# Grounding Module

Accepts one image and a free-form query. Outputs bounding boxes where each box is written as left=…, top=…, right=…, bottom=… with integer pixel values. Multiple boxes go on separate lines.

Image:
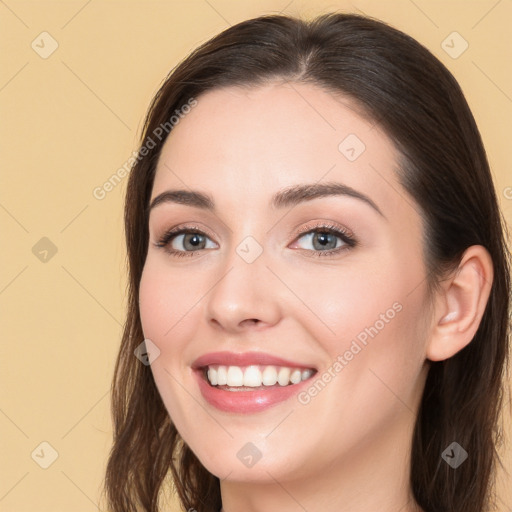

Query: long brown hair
left=102, top=13, right=511, bottom=512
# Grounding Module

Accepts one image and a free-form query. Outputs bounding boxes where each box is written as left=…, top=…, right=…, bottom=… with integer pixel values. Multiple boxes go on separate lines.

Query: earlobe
left=426, top=245, right=493, bottom=362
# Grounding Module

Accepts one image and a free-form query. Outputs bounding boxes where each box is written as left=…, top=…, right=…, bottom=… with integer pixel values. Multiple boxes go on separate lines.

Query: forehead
left=152, top=82, right=408, bottom=221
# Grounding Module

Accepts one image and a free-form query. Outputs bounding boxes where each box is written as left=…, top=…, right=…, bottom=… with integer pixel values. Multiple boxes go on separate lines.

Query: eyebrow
left=148, top=181, right=385, bottom=218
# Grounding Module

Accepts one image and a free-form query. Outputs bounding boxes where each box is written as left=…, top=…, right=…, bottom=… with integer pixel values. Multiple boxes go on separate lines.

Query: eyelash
left=154, top=222, right=357, bottom=259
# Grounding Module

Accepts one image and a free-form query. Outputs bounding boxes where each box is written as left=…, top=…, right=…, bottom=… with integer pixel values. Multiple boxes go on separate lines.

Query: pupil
left=186, top=234, right=203, bottom=249
left=315, top=232, right=335, bottom=250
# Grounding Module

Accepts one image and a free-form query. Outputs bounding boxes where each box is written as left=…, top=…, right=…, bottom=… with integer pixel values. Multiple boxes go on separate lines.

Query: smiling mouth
left=201, top=364, right=316, bottom=390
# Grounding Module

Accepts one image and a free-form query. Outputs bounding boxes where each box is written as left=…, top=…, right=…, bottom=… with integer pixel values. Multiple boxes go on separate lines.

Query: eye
left=155, top=226, right=217, bottom=258
left=291, top=223, right=357, bottom=258
left=154, top=222, right=357, bottom=259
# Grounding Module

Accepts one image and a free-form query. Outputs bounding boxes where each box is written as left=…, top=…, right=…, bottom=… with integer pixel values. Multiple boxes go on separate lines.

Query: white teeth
left=262, top=366, right=278, bottom=386
left=217, top=366, right=227, bottom=385
left=290, top=369, right=302, bottom=384
left=205, top=364, right=315, bottom=388
left=207, top=367, right=218, bottom=385
left=301, top=369, right=314, bottom=380
left=243, top=365, right=262, bottom=387
left=277, top=367, right=291, bottom=386
left=226, top=366, right=244, bottom=386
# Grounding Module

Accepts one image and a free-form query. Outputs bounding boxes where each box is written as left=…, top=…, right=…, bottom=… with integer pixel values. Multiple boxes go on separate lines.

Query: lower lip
left=194, top=369, right=313, bottom=413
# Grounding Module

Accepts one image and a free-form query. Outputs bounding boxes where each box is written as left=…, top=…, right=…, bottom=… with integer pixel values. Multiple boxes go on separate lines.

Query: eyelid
left=293, top=220, right=355, bottom=239
left=288, top=221, right=357, bottom=256
left=154, top=223, right=218, bottom=247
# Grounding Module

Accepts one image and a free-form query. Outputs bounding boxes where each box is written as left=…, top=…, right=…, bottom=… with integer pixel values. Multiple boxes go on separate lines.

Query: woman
left=102, top=12, right=510, bottom=512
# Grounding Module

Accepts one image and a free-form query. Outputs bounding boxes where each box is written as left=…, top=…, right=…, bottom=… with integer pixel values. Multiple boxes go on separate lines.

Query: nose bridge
left=204, top=236, right=281, bottom=329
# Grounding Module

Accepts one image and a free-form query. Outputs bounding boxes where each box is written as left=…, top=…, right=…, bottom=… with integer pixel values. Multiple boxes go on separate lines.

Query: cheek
left=138, top=259, right=200, bottom=431
left=281, top=258, right=417, bottom=348
left=294, top=271, right=427, bottom=451
left=292, top=254, right=428, bottom=394
left=138, top=257, right=197, bottom=345
left=139, top=267, right=168, bottom=342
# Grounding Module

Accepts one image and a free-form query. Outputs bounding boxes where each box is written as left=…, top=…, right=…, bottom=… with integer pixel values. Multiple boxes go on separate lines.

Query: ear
left=426, top=245, right=494, bottom=362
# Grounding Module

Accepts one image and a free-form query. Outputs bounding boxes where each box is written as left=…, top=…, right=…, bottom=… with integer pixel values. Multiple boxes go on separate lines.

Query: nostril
left=240, top=318, right=260, bottom=327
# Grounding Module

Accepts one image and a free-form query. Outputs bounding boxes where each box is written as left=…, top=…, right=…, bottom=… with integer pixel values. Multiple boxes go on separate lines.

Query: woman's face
left=139, top=82, right=432, bottom=485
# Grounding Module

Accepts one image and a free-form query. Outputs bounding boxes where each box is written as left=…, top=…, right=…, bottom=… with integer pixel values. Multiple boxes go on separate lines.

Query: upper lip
left=192, top=351, right=316, bottom=370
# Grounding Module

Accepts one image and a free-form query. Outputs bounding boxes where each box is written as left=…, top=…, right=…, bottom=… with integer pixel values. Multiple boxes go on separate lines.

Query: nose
left=204, top=251, right=283, bottom=333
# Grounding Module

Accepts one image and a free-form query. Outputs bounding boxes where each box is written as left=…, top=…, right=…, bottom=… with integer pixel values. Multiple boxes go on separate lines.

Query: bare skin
left=139, top=82, right=493, bottom=512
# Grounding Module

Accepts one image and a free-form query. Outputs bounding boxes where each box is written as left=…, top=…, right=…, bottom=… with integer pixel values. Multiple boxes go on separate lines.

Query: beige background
left=1, top=1, right=511, bottom=511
